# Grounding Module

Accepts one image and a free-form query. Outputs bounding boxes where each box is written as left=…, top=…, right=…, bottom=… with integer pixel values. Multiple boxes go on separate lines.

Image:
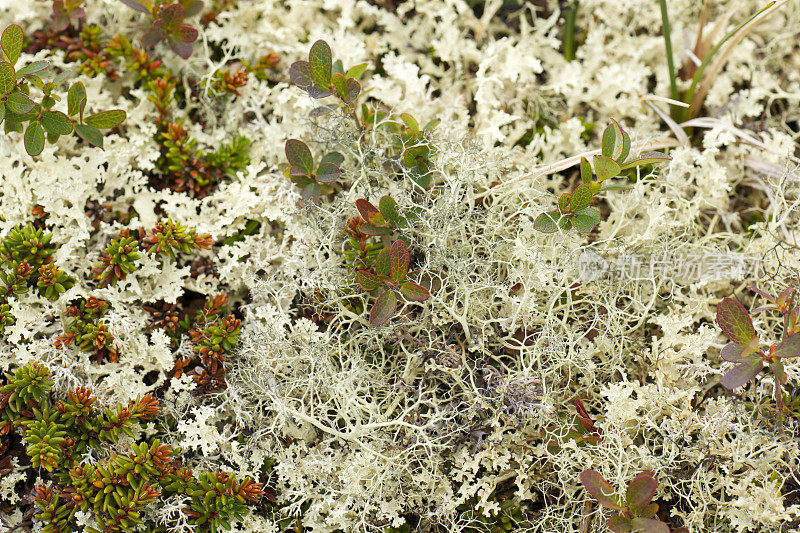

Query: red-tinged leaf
left=345, top=63, right=368, bottom=79
left=579, top=470, right=622, bottom=509
left=379, top=196, right=399, bottom=224
left=118, top=0, right=151, bottom=13
left=620, top=151, right=671, bottom=170
left=716, top=297, right=756, bottom=346
left=400, top=113, right=419, bottom=132
left=593, top=154, right=622, bottom=181
left=618, top=128, right=631, bottom=164
left=370, top=290, right=397, bottom=326
left=625, top=471, right=657, bottom=513
left=639, top=502, right=659, bottom=519
left=572, top=213, right=595, bottom=233
left=356, top=199, right=384, bottom=225
left=159, top=3, right=185, bottom=24
left=74, top=123, right=103, bottom=148
left=0, top=62, right=14, bottom=95
left=558, top=193, right=571, bottom=212
left=600, top=181, right=634, bottom=191
left=40, top=110, right=73, bottom=136
left=770, top=360, right=787, bottom=386
left=570, top=184, right=593, bottom=211
left=389, top=240, right=410, bottom=283
left=374, top=247, right=390, bottom=277
left=289, top=60, right=312, bottom=88
left=308, top=40, right=332, bottom=89
left=315, top=162, right=340, bottom=183
left=1, top=24, right=23, bottom=66
left=309, top=105, right=336, bottom=117
left=331, top=72, right=347, bottom=100
left=607, top=516, right=633, bottom=533
left=629, top=517, right=670, bottom=533
left=580, top=156, right=592, bottom=183
left=356, top=270, right=383, bottom=291
left=176, top=24, right=198, bottom=44
left=400, top=281, right=429, bottom=302
left=141, top=28, right=163, bottom=48
left=24, top=121, right=45, bottom=156
left=84, top=109, right=126, bottom=129
left=289, top=165, right=309, bottom=177
left=776, top=286, right=795, bottom=311
left=320, top=152, right=344, bottom=166
left=534, top=212, right=560, bottom=233
left=306, top=84, right=335, bottom=99
left=6, top=91, right=34, bottom=114
left=0, top=101, right=6, bottom=124
left=167, top=35, right=193, bottom=59
left=67, top=82, right=86, bottom=118
left=602, top=119, right=624, bottom=160
left=184, top=0, right=204, bottom=17
left=285, top=139, right=314, bottom=175
left=720, top=342, right=746, bottom=363
left=721, top=357, right=763, bottom=390
left=300, top=182, right=320, bottom=204
left=747, top=284, right=775, bottom=302
left=360, top=224, right=392, bottom=236
left=343, top=77, right=360, bottom=103
left=16, top=61, right=50, bottom=78
left=403, top=145, right=428, bottom=168
left=774, top=334, right=800, bottom=359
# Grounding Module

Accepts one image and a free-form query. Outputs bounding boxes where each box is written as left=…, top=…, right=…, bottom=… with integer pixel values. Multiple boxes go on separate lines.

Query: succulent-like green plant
left=356, top=239, right=430, bottom=326
left=93, top=232, right=141, bottom=287
left=142, top=218, right=213, bottom=260
left=57, top=296, right=118, bottom=363
left=118, top=1, right=204, bottom=59
left=1, top=24, right=127, bottom=156
left=535, top=119, right=671, bottom=233
left=289, top=40, right=367, bottom=109
left=283, top=139, right=343, bottom=203
left=580, top=470, right=688, bottom=533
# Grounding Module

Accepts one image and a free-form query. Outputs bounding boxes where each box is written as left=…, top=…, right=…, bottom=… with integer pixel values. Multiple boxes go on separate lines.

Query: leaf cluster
left=0, top=24, right=126, bottom=156
left=289, top=40, right=366, bottom=108
left=534, top=119, right=670, bottom=233
left=283, top=139, right=343, bottom=204
left=57, top=296, right=118, bottom=363
left=52, top=0, right=87, bottom=32
left=118, top=1, right=203, bottom=59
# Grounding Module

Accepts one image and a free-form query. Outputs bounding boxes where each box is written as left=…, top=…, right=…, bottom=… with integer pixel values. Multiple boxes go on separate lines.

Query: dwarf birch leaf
left=356, top=271, right=383, bottom=291
left=315, top=162, right=340, bottom=183
left=607, top=516, right=633, bottom=533
left=721, top=357, right=762, bottom=390
left=346, top=63, right=368, bottom=79
left=720, top=342, right=745, bottom=363
left=0, top=62, right=14, bottom=94
left=389, top=240, right=410, bottom=283
left=16, top=61, right=50, bottom=78
left=620, top=151, right=671, bottom=170
left=320, top=151, right=344, bottom=166
left=24, top=120, right=45, bottom=156
left=401, top=281, right=429, bottom=302
left=629, top=518, right=670, bottom=533
left=716, top=297, right=756, bottom=346
left=84, top=110, right=126, bottom=129
left=379, top=196, right=399, bottom=224
left=580, top=470, right=622, bottom=509
left=308, top=40, right=332, bottom=89
left=285, top=139, right=314, bottom=175
left=534, top=212, right=559, bottom=233
left=625, top=472, right=657, bottom=513
left=580, top=156, right=592, bottom=183
left=360, top=224, right=392, bottom=236
left=1, top=25, right=23, bottom=66
left=40, top=111, right=73, bottom=136
left=375, top=247, right=390, bottom=277
left=356, top=199, right=384, bottom=225
left=570, top=184, right=593, bottom=211
left=74, top=123, right=103, bottom=148
left=593, top=155, right=622, bottom=182
left=558, top=193, right=571, bottom=212
left=370, top=290, right=397, bottom=326
left=572, top=214, right=595, bottom=233
left=289, top=60, right=312, bottom=88
left=774, top=334, right=800, bottom=359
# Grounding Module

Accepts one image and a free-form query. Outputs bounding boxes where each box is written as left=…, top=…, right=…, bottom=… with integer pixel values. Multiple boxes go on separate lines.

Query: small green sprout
left=290, top=40, right=366, bottom=110
left=283, top=138, right=343, bottom=203
left=535, top=119, right=671, bottom=233
left=356, top=239, right=430, bottom=326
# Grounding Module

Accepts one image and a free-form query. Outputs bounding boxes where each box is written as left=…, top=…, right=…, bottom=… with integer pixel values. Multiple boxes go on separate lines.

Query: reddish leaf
left=773, top=334, right=800, bottom=359
left=176, top=24, right=198, bottom=44
left=374, top=247, right=390, bottom=277
left=356, top=199, right=383, bottom=225
left=400, top=281, right=429, bottom=302
left=620, top=151, right=671, bottom=170
left=343, top=77, right=360, bottom=103
left=629, top=517, right=670, bottom=533
left=356, top=270, right=383, bottom=291
left=716, top=297, right=756, bottom=346
left=579, top=470, right=622, bottom=509
left=607, top=516, right=633, bottom=533
left=721, top=357, right=763, bottom=390
left=580, top=156, right=592, bottom=183
left=593, top=154, right=622, bottom=182
left=159, top=3, right=185, bottom=24
left=315, top=162, right=340, bottom=183
left=369, top=290, right=397, bottom=326
left=285, top=139, right=314, bottom=175
left=770, top=360, right=788, bottom=386
left=625, top=471, right=657, bottom=513
left=388, top=240, right=410, bottom=283
left=720, top=342, right=745, bottom=363
left=360, top=224, right=392, bottom=236
left=289, top=60, right=312, bottom=88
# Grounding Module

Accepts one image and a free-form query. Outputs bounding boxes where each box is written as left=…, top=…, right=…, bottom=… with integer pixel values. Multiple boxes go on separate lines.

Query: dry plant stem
left=474, top=138, right=681, bottom=201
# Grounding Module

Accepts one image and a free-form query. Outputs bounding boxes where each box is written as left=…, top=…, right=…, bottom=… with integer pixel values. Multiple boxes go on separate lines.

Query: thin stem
left=563, top=1, right=579, bottom=62
left=659, top=0, right=679, bottom=103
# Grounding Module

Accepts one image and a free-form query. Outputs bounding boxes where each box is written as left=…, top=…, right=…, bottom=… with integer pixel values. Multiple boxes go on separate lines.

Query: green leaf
left=378, top=196, right=399, bottom=225
left=600, top=181, right=634, bottom=191
left=374, top=247, right=390, bottom=277
left=284, top=139, right=314, bottom=175
left=774, top=334, right=800, bottom=359
left=400, top=281, right=429, bottom=302
left=342, top=77, right=360, bottom=104
left=721, top=357, right=762, bottom=390
left=572, top=214, right=595, bottom=233
left=579, top=470, right=622, bottom=510
left=360, top=224, right=392, bottom=236
left=625, top=472, right=657, bottom=513
left=602, top=118, right=627, bottom=161
left=593, top=155, right=622, bottom=182
left=574, top=206, right=601, bottom=224
left=557, top=193, right=571, bottom=212
left=24, top=121, right=45, bottom=156
left=320, top=151, right=344, bottom=166
left=720, top=342, right=746, bottom=363
left=300, top=182, right=320, bottom=204
left=74, top=123, right=103, bottom=148
left=570, top=184, right=593, bottom=211
left=356, top=199, right=384, bottom=225
left=629, top=518, right=670, bottom=533
left=400, top=113, right=419, bottom=133
left=6, top=91, right=34, bottom=114
left=0, top=101, right=5, bottom=124
left=345, top=63, right=368, bottom=79
left=533, top=212, right=560, bottom=233
left=16, top=61, right=50, bottom=78
left=84, top=109, right=126, bottom=129
left=580, top=156, right=592, bottom=183
left=1, top=25, right=23, bottom=66
left=771, top=359, right=788, bottom=386
left=0, top=61, right=14, bottom=94
left=315, top=162, right=340, bottom=183
left=356, top=270, right=383, bottom=291
left=40, top=110, right=73, bottom=136
left=716, top=297, right=757, bottom=346
left=607, top=516, right=633, bottom=533
left=308, top=40, right=332, bottom=89
left=388, top=239, right=410, bottom=283
left=332, top=59, right=344, bottom=76
left=369, top=290, right=397, bottom=326
left=330, top=73, right=347, bottom=100
left=67, top=82, right=86, bottom=118
left=403, top=145, right=428, bottom=168
left=618, top=128, right=631, bottom=163
left=620, top=151, right=671, bottom=170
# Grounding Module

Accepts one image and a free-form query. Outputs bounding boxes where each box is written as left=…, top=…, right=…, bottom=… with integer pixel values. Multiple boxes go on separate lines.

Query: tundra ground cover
left=1, top=1, right=800, bottom=532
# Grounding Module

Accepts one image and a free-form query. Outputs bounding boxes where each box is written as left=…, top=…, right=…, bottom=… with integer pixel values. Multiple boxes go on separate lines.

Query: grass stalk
left=563, top=1, right=578, bottom=62
left=659, top=0, right=679, bottom=104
